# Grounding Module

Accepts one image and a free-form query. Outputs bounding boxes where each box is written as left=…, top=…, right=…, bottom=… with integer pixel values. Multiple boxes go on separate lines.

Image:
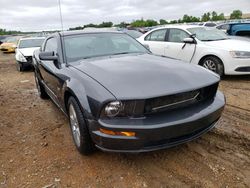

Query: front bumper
left=88, top=91, right=225, bottom=153
left=0, top=46, right=16, bottom=53
left=225, top=58, right=250, bottom=75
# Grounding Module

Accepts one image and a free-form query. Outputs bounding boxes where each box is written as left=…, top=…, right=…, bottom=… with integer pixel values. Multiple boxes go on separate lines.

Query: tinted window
left=168, top=29, right=189, bottom=43
left=64, top=33, right=148, bottom=63
left=145, top=29, right=167, bottom=41
left=44, top=38, right=57, bottom=52
left=204, top=23, right=217, bottom=27
left=217, top=24, right=230, bottom=30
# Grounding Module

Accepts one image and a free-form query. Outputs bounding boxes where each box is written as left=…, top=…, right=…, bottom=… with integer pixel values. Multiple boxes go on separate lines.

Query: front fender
left=62, top=68, right=116, bottom=120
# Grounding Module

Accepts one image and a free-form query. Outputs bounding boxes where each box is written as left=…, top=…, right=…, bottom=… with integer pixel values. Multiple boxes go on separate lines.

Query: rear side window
left=168, top=29, right=189, bottom=43
left=145, top=29, right=167, bottom=41
left=44, top=38, right=57, bottom=52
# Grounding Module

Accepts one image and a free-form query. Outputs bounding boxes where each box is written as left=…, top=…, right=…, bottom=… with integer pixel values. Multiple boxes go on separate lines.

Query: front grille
left=144, top=83, right=218, bottom=114
left=25, top=56, right=33, bottom=63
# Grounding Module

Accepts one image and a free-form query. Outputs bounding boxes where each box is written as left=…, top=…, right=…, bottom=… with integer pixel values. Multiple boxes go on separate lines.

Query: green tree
left=98, top=22, right=113, bottom=28
left=218, top=13, right=225, bottom=20
left=145, top=19, right=158, bottom=27
left=115, top=22, right=129, bottom=28
left=170, top=20, right=178, bottom=24
left=211, top=11, right=218, bottom=21
left=159, top=19, right=168, bottom=25
left=230, top=10, right=243, bottom=19
left=201, top=12, right=211, bottom=21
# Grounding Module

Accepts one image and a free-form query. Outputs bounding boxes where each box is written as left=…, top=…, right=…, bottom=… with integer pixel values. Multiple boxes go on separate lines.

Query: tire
left=200, top=56, right=224, bottom=76
left=16, top=61, right=24, bottom=72
left=34, top=71, right=49, bottom=99
left=67, top=97, right=94, bottom=155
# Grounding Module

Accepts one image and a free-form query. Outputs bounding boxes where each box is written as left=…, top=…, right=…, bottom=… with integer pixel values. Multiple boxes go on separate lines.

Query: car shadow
left=222, top=75, right=250, bottom=81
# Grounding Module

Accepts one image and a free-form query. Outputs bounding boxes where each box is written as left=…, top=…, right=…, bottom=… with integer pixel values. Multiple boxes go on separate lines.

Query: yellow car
left=0, top=36, right=22, bottom=53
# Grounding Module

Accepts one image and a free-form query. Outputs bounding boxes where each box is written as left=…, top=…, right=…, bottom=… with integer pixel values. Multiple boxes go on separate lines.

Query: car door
left=165, top=28, right=195, bottom=62
left=141, top=29, right=167, bottom=56
left=39, top=37, right=62, bottom=105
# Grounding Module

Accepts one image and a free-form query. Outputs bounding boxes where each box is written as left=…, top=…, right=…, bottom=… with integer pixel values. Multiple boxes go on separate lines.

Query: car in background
left=15, top=37, right=45, bottom=71
left=198, top=22, right=217, bottom=27
left=0, top=36, right=8, bottom=45
left=84, top=27, right=143, bottom=39
left=0, top=36, right=22, bottom=53
left=216, top=22, right=250, bottom=37
left=138, top=25, right=250, bottom=76
left=32, top=30, right=225, bottom=155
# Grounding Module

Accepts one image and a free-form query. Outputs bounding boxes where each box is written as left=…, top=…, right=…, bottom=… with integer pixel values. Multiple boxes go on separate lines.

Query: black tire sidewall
left=202, top=56, right=224, bottom=76
left=67, top=97, right=93, bottom=155
left=34, top=71, right=48, bottom=99
left=16, top=62, right=23, bottom=72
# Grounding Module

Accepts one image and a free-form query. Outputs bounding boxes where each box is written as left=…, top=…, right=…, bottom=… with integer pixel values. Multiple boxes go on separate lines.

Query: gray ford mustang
left=32, top=30, right=225, bottom=155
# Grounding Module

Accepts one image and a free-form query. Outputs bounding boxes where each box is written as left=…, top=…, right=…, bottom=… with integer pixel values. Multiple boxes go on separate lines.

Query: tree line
left=0, top=9, right=245, bottom=35
left=69, top=9, right=244, bottom=29
left=0, top=28, right=22, bottom=35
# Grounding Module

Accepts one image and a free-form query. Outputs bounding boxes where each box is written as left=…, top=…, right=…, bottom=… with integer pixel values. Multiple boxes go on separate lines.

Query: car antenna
left=58, top=0, right=68, bottom=66
left=58, top=0, right=64, bottom=32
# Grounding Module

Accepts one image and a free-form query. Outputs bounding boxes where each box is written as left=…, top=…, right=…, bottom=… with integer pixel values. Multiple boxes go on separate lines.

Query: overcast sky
left=0, top=0, right=249, bottom=31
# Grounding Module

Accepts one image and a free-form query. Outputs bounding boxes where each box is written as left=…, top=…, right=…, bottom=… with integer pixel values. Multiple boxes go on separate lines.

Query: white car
left=15, top=37, right=45, bottom=71
left=138, top=25, right=250, bottom=75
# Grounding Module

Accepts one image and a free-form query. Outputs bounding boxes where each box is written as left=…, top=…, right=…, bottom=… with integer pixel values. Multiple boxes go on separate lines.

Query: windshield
left=4, top=36, right=21, bottom=43
left=187, top=27, right=228, bottom=41
left=19, top=38, right=44, bottom=48
left=64, top=33, right=148, bottom=63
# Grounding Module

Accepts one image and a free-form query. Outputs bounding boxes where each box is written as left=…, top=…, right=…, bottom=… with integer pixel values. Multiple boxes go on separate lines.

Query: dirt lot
left=0, top=52, right=249, bottom=188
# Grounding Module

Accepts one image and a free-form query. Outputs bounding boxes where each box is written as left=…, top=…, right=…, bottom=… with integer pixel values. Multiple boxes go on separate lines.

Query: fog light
left=100, top=128, right=135, bottom=137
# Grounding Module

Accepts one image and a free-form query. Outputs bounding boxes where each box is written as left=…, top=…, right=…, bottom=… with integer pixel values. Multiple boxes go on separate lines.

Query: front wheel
left=200, top=56, right=224, bottom=76
left=16, top=62, right=24, bottom=72
left=67, top=97, right=94, bottom=155
left=34, top=71, right=49, bottom=99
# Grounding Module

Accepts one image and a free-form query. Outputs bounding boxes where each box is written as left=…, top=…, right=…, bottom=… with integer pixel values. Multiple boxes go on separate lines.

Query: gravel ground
left=0, top=52, right=249, bottom=188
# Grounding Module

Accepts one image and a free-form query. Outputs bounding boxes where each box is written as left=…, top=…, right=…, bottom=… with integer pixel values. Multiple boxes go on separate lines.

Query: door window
left=168, top=29, right=189, bottom=43
left=44, top=38, right=57, bottom=52
left=145, top=29, right=167, bottom=41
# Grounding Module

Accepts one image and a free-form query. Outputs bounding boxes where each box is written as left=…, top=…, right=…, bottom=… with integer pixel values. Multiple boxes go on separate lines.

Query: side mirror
left=39, top=51, right=58, bottom=61
left=183, top=37, right=195, bottom=44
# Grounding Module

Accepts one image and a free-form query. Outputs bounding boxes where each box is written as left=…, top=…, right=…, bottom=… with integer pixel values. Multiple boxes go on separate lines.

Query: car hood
left=18, top=47, right=40, bottom=56
left=204, top=39, right=250, bottom=51
left=0, top=42, right=16, bottom=47
left=72, top=54, right=219, bottom=99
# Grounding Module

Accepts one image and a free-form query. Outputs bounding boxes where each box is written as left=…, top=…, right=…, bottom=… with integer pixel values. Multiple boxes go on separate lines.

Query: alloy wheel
left=203, top=59, right=217, bottom=72
left=69, top=104, right=81, bottom=147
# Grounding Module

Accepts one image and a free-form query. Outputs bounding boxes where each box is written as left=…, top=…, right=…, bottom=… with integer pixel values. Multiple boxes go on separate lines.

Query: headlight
left=101, top=100, right=143, bottom=118
left=230, top=51, right=250, bottom=58
left=16, top=51, right=27, bottom=62
left=104, top=101, right=123, bottom=117
left=10, top=44, right=17, bottom=48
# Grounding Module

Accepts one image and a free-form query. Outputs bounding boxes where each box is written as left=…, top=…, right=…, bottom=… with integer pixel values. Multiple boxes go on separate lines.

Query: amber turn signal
left=100, top=128, right=135, bottom=137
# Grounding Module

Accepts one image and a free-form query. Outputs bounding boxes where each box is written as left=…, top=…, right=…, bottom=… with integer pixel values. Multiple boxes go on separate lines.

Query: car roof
left=152, top=25, right=204, bottom=31
left=19, top=37, right=45, bottom=41
left=58, top=30, right=122, bottom=36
